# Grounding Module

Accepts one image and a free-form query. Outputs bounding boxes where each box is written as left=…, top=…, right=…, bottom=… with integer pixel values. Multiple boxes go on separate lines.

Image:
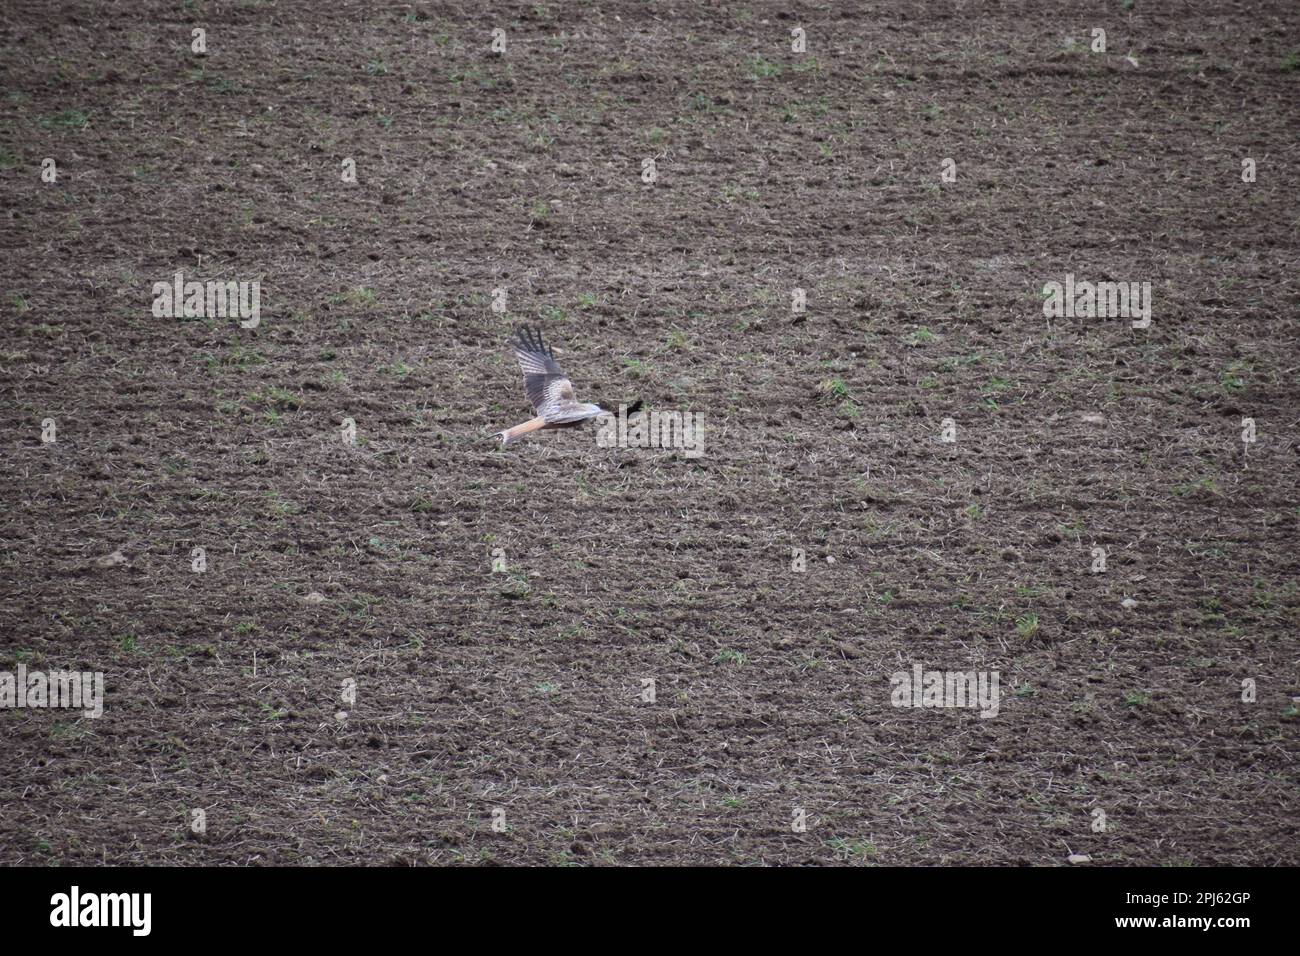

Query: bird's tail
left=495, top=416, right=547, bottom=444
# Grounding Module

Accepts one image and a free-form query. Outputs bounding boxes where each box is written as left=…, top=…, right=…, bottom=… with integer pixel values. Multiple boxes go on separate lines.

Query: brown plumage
left=494, top=326, right=605, bottom=445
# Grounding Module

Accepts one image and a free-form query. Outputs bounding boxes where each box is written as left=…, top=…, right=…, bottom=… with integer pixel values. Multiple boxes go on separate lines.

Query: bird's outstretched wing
left=513, top=326, right=592, bottom=424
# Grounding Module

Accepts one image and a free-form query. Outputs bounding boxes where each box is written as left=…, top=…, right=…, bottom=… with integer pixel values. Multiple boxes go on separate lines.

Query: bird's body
left=494, top=326, right=605, bottom=444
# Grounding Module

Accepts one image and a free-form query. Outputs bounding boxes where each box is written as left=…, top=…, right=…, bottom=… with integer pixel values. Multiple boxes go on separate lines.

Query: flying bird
left=494, top=326, right=607, bottom=445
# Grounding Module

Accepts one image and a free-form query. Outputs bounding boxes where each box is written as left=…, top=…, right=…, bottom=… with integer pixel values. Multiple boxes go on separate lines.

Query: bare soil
left=0, top=0, right=1297, bottom=865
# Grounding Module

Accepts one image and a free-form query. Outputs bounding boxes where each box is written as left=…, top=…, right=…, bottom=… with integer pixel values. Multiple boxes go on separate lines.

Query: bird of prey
left=494, top=326, right=606, bottom=445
